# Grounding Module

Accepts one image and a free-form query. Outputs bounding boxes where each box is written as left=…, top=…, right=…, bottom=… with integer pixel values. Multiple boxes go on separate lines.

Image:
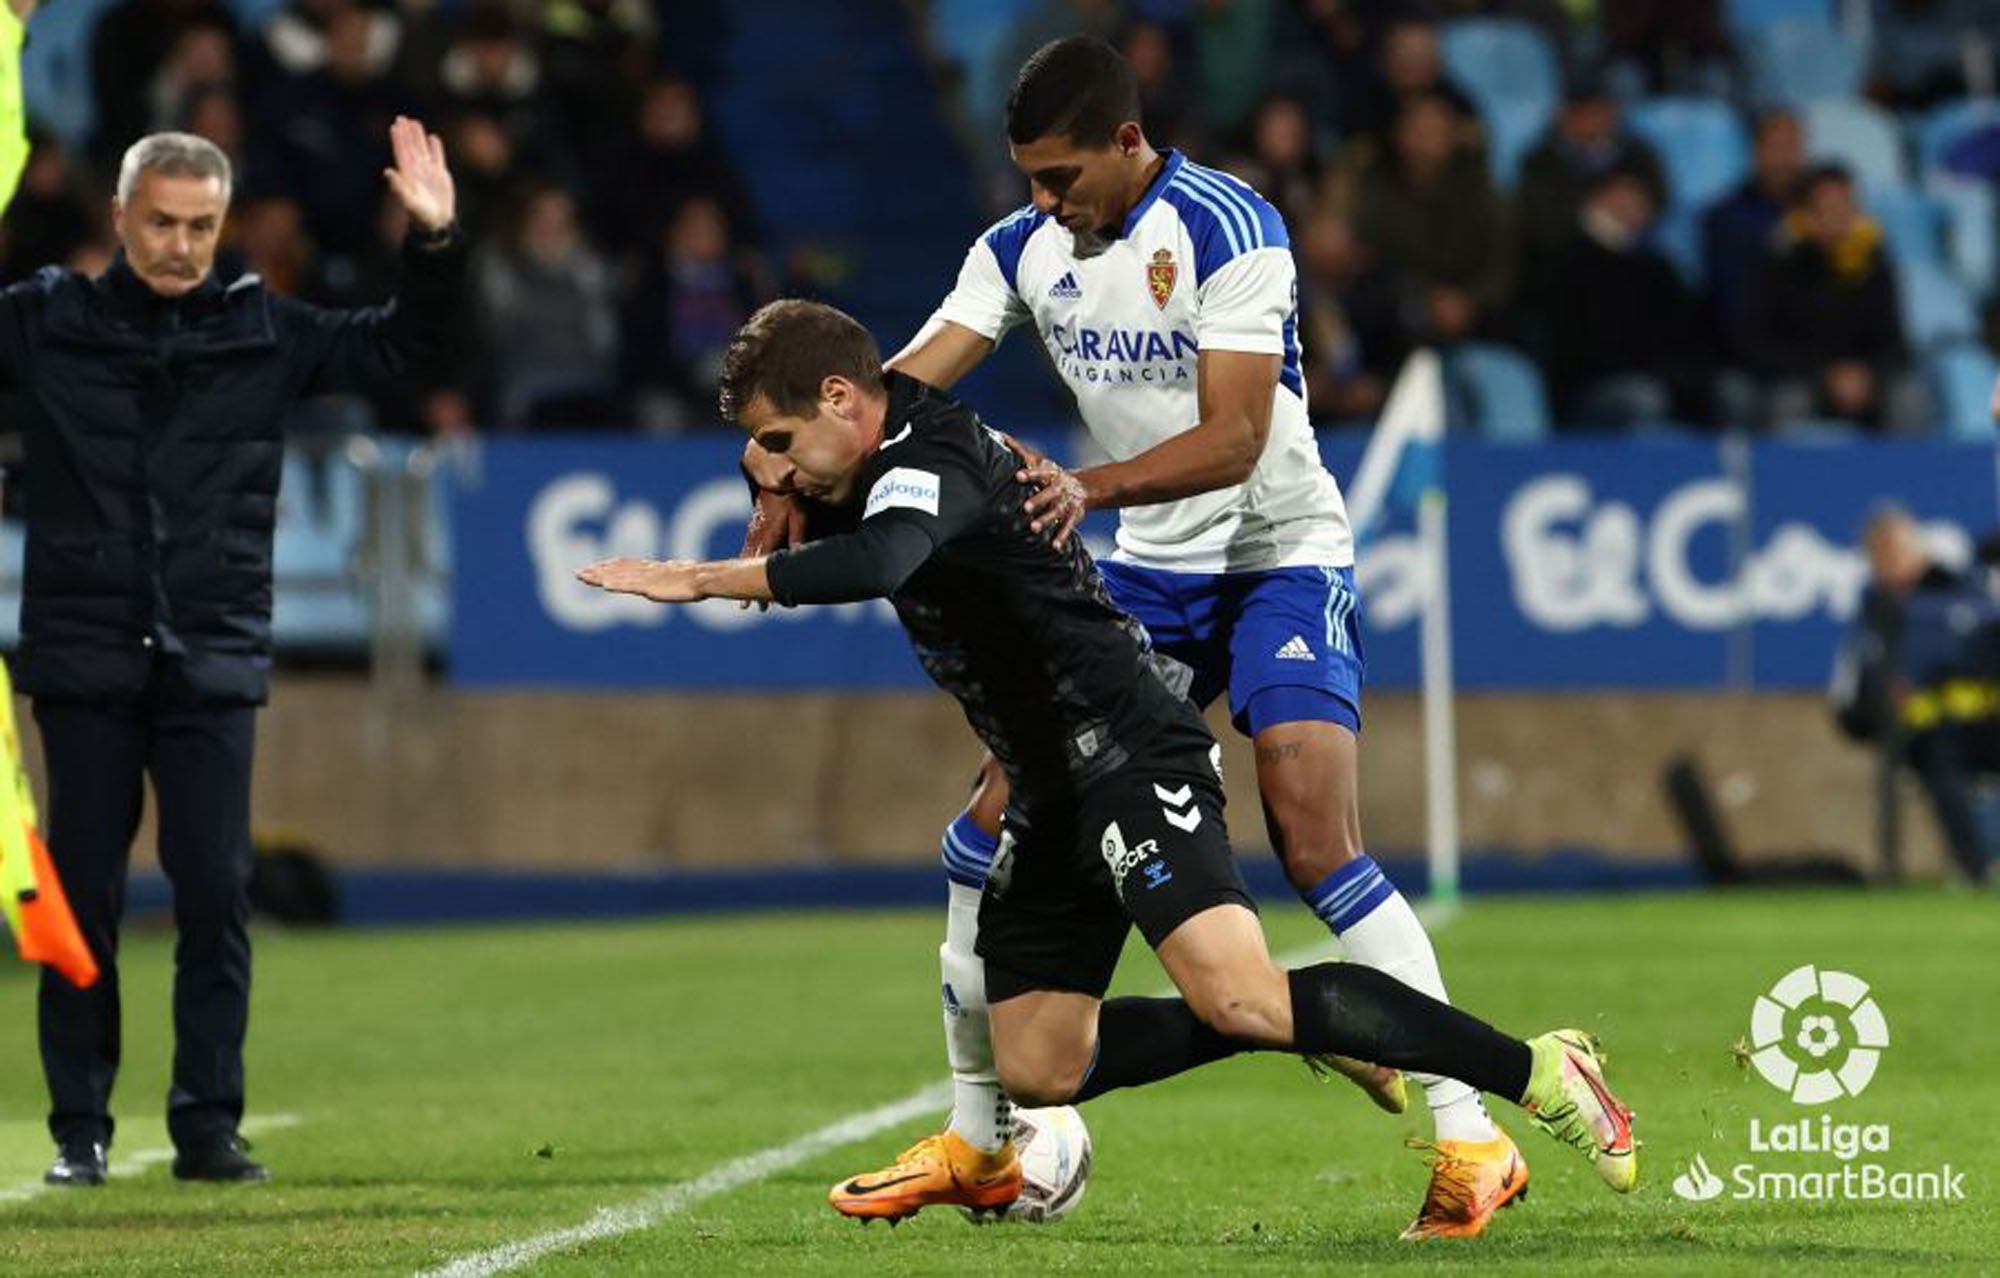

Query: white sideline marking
left=414, top=1087, right=950, bottom=1278
left=0, top=1111, right=305, bottom=1205
left=415, top=898, right=1462, bottom=1278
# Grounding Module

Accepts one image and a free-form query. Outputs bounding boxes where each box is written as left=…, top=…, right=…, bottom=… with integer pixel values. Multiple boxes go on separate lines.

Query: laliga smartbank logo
left=1671, top=965, right=1965, bottom=1204
left=1746, top=964, right=1887, bottom=1103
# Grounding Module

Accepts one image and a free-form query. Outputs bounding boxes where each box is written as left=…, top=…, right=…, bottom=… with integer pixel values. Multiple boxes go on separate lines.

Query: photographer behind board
left=1832, top=506, right=2000, bottom=884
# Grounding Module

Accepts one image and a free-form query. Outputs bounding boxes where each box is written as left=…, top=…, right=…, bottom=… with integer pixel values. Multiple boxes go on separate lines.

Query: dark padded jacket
left=0, top=229, right=465, bottom=705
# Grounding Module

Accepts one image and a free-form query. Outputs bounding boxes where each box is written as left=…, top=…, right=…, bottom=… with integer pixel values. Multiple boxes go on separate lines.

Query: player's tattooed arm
left=1019, top=349, right=1280, bottom=544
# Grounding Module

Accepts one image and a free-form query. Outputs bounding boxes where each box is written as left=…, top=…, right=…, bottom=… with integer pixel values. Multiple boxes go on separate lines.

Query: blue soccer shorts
left=1097, top=560, right=1365, bottom=737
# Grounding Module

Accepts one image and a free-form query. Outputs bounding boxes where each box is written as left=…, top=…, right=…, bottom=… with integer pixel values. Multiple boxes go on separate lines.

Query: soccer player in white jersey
left=743, top=37, right=1521, bottom=1239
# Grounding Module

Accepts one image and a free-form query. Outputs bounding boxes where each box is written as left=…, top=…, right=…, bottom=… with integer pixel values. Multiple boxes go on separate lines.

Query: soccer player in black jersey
left=577, top=300, right=1640, bottom=1217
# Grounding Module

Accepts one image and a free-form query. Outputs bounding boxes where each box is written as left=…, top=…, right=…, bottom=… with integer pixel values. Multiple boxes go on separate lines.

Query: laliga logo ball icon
left=1748, top=965, right=1888, bottom=1105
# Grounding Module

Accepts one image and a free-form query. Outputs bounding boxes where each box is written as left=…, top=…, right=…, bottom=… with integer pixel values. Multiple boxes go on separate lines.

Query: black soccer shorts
left=978, top=736, right=1256, bottom=1003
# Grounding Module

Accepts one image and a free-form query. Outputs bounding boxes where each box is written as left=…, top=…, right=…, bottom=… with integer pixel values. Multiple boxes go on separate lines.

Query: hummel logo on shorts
left=1275, top=635, right=1316, bottom=661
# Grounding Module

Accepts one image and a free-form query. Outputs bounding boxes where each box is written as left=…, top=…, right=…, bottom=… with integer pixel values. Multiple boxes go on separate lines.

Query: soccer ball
left=962, top=1105, right=1091, bottom=1224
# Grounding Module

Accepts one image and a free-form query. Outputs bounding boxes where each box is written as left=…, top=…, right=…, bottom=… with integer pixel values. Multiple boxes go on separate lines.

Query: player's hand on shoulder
left=575, top=557, right=702, bottom=603
left=1018, top=458, right=1087, bottom=548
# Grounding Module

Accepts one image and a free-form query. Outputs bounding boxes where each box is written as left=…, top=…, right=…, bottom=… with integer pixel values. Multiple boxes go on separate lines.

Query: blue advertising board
left=449, top=434, right=2000, bottom=691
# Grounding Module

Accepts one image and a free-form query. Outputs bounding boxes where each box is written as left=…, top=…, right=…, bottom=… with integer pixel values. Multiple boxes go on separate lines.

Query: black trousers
left=1907, top=723, right=1999, bottom=884
left=33, top=696, right=257, bottom=1150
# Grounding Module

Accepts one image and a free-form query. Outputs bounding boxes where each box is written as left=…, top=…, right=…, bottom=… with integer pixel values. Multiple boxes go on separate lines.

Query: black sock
left=1287, top=963, right=1534, bottom=1101
left=1072, top=996, right=1245, bottom=1102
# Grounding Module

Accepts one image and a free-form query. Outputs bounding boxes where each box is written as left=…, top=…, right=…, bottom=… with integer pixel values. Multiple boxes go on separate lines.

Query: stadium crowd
left=7, top=0, right=2000, bottom=437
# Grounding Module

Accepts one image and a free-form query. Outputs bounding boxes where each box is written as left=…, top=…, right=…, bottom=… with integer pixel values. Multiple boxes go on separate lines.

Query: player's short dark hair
left=1006, top=36, right=1141, bottom=148
left=717, top=299, right=885, bottom=424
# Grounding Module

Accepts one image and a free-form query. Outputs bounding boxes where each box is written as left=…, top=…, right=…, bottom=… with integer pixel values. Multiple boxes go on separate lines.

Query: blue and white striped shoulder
left=1160, top=162, right=1290, bottom=284
left=980, top=205, right=1051, bottom=294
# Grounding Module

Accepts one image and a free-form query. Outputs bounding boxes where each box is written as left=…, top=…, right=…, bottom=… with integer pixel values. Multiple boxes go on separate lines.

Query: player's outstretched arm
left=1019, top=349, right=1280, bottom=544
left=577, top=557, right=772, bottom=604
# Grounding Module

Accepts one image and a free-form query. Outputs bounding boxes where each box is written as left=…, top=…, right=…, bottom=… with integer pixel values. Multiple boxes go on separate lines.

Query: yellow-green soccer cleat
left=1521, top=1029, right=1638, bottom=1192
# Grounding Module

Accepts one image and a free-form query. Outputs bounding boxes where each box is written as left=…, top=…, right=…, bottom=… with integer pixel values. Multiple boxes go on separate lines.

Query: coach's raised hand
left=382, top=115, right=455, bottom=232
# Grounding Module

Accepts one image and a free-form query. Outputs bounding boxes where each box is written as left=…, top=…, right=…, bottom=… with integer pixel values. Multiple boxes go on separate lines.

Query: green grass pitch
left=0, top=888, right=1995, bottom=1275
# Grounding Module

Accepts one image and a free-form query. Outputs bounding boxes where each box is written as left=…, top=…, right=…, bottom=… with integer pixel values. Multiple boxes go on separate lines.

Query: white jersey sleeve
left=928, top=206, right=1046, bottom=344
left=1193, top=248, right=1294, bottom=357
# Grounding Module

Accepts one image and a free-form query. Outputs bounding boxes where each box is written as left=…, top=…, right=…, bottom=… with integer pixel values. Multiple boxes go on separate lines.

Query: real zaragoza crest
left=1147, top=248, right=1176, bottom=309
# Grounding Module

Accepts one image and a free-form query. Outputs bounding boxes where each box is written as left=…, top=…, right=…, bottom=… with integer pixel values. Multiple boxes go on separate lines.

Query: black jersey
left=765, top=373, right=1202, bottom=800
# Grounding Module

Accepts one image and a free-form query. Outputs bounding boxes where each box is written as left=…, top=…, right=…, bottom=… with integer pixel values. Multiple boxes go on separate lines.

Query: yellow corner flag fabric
left=0, top=659, right=97, bottom=988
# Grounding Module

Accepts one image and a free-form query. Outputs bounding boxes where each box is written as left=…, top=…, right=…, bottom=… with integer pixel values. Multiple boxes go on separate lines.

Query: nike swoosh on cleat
left=840, top=1172, right=927, bottom=1195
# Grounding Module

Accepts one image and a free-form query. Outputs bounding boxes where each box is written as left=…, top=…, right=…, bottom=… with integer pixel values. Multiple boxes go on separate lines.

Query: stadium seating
left=1899, top=257, right=1982, bottom=350
left=1801, top=100, right=1911, bottom=191
left=1914, top=98, right=2000, bottom=175
left=1445, top=342, right=1553, bottom=442
left=1651, top=202, right=1707, bottom=286
left=1929, top=344, right=2000, bottom=441
left=1929, top=175, right=1999, bottom=300
left=1724, top=0, right=1833, bottom=34
left=1744, top=22, right=1867, bottom=105
left=1437, top=19, right=1561, bottom=187
left=1627, top=97, right=1752, bottom=211
left=1868, top=186, right=1945, bottom=265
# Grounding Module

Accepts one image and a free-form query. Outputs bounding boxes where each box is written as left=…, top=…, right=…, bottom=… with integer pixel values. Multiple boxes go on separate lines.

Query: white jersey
left=929, top=149, right=1353, bottom=574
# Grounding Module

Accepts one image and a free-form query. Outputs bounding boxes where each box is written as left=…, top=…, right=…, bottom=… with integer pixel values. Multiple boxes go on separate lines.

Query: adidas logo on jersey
left=1049, top=271, right=1082, bottom=300
left=1275, top=635, right=1316, bottom=661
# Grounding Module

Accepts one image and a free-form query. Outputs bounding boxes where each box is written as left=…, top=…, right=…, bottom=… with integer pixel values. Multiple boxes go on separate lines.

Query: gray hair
left=116, top=132, right=233, bottom=206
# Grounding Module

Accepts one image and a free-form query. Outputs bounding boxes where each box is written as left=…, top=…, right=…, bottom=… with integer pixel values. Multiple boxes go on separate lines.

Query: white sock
left=940, top=879, right=1013, bottom=1153
left=1309, top=859, right=1499, bottom=1144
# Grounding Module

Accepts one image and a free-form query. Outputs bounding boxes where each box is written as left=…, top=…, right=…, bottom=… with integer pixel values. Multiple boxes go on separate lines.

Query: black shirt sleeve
left=764, top=426, right=990, bottom=606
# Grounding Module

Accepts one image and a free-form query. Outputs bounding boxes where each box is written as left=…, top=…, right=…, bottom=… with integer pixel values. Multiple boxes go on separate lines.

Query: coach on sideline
left=5, top=118, right=461, bottom=1187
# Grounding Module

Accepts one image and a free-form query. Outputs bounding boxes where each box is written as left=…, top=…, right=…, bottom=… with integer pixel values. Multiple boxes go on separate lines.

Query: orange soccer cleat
left=827, top=1130, right=1022, bottom=1223
left=1398, top=1128, right=1530, bottom=1240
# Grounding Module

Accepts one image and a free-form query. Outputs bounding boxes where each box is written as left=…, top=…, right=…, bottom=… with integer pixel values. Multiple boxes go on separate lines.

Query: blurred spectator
left=260, top=0, right=402, bottom=79
left=1704, top=109, right=1806, bottom=360
left=595, top=76, right=755, bottom=264
left=148, top=22, right=239, bottom=140
left=1515, top=79, right=1665, bottom=263
left=1337, top=20, right=1480, bottom=167
left=1740, top=165, right=1923, bottom=432
left=1870, top=0, right=2000, bottom=109
left=1122, top=19, right=1204, bottom=156
left=1294, top=206, right=1386, bottom=421
left=181, top=82, right=246, bottom=173
left=89, top=0, right=238, bottom=167
left=1536, top=171, right=1708, bottom=426
left=232, top=195, right=314, bottom=298
left=251, top=4, right=405, bottom=253
left=0, top=134, right=101, bottom=283
left=1238, top=94, right=1323, bottom=231
left=622, top=196, right=770, bottom=432
left=1351, top=94, right=1513, bottom=361
left=537, top=0, right=657, bottom=223
left=1599, top=0, right=1730, bottom=96
left=439, top=112, right=517, bottom=245
left=434, top=5, right=564, bottom=188
left=1191, top=0, right=1273, bottom=139
left=471, top=184, right=619, bottom=429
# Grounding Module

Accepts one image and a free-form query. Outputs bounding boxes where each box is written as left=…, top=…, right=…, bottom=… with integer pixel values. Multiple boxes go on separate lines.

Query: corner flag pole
left=1418, top=484, right=1460, bottom=906
left=1346, top=350, right=1460, bottom=907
